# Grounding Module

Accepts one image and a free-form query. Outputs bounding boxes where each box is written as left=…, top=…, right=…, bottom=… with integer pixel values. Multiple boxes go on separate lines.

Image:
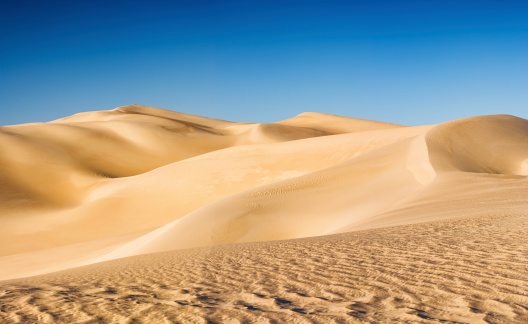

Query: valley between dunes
left=0, top=105, right=526, bottom=323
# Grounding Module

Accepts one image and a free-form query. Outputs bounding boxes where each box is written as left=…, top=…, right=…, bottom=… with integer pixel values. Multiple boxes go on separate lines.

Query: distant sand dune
left=0, top=105, right=526, bottom=323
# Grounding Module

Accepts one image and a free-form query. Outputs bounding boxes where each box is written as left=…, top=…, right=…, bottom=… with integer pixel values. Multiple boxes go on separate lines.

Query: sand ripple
left=1, top=213, right=526, bottom=323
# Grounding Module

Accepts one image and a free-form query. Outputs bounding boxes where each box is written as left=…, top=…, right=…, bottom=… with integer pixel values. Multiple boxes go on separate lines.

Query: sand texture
left=0, top=105, right=527, bottom=323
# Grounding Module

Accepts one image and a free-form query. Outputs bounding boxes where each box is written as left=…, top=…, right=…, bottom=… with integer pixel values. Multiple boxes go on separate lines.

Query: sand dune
left=0, top=106, right=425, bottom=256
left=277, top=111, right=405, bottom=133
left=94, top=115, right=527, bottom=260
left=0, top=106, right=526, bottom=323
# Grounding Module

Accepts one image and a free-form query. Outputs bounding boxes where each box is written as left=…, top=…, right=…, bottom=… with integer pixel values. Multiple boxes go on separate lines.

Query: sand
left=0, top=105, right=526, bottom=323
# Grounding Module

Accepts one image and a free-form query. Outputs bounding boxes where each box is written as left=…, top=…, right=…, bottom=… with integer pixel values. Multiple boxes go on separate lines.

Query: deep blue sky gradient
left=1, top=0, right=527, bottom=126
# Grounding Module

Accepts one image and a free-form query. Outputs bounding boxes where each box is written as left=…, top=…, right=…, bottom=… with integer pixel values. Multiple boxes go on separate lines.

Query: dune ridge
left=0, top=105, right=526, bottom=323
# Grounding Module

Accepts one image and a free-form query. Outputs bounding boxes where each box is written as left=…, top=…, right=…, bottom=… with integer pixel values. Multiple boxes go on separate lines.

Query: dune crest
left=277, top=111, right=405, bottom=134
left=0, top=107, right=527, bottom=323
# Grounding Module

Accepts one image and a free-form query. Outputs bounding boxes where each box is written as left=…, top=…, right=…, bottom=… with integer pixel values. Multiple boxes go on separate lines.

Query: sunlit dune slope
left=0, top=105, right=416, bottom=256
left=95, top=115, right=528, bottom=260
left=276, top=111, right=404, bottom=133
left=0, top=108, right=526, bottom=294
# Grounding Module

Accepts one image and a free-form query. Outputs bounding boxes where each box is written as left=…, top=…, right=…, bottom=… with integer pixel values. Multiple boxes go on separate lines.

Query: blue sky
left=1, top=0, right=527, bottom=126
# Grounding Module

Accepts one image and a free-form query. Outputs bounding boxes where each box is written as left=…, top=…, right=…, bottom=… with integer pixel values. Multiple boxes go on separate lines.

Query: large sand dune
left=0, top=105, right=526, bottom=323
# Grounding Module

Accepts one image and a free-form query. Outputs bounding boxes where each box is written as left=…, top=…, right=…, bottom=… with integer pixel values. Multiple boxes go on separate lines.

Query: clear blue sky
left=1, top=0, right=527, bottom=126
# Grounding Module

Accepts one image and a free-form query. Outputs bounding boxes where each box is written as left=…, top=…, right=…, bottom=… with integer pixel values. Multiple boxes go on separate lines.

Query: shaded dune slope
left=426, top=114, right=528, bottom=175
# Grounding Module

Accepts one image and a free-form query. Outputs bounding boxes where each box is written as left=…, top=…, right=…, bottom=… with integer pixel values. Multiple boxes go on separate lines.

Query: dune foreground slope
left=0, top=105, right=527, bottom=323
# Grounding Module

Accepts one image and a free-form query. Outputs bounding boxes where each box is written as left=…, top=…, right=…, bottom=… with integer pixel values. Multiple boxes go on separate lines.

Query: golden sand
left=0, top=105, right=526, bottom=323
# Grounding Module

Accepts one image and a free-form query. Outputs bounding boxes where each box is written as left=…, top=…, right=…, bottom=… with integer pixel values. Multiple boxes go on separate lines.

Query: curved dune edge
left=0, top=108, right=527, bottom=322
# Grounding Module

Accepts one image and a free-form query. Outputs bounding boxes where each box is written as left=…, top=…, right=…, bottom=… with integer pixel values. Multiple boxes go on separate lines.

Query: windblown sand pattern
left=0, top=105, right=527, bottom=323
